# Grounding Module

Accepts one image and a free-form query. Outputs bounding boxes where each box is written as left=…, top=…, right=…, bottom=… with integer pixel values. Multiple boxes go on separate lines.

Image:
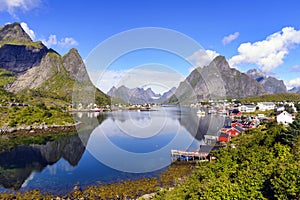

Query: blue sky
left=0, top=0, right=300, bottom=93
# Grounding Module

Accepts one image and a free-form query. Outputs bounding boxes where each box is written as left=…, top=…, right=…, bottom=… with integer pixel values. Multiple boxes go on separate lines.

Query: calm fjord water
left=0, top=107, right=226, bottom=195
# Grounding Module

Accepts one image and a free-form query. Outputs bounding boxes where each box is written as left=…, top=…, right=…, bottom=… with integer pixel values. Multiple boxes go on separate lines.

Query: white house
left=276, top=111, right=294, bottom=125
left=239, top=104, right=256, bottom=113
left=276, top=106, right=285, bottom=112
left=257, top=102, right=275, bottom=111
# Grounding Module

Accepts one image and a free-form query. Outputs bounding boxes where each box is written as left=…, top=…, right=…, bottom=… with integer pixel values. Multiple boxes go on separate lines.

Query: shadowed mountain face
left=0, top=44, right=48, bottom=74
left=0, top=23, right=48, bottom=74
left=247, top=69, right=287, bottom=94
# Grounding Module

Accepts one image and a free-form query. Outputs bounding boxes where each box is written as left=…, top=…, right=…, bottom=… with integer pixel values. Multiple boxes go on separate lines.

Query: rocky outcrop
left=247, top=69, right=287, bottom=94
left=7, top=50, right=59, bottom=92
left=170, top=56, right=266, bottom=103
left=62, top=48, right=90, bottom=82
left=0, top=22, right=32, bottom=44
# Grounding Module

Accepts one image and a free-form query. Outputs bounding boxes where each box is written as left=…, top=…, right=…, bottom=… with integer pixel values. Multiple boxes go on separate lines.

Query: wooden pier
left=171, top=150, right=208, bottom=162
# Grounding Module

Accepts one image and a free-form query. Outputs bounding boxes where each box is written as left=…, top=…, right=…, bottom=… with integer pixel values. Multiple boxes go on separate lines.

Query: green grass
left=241, top=93, right=300, bottom=103
left=0, top=104, right=74, bottom=127
left=153, top=118, right=300, bottom=199
left=0, top=68, right=15, bottom=86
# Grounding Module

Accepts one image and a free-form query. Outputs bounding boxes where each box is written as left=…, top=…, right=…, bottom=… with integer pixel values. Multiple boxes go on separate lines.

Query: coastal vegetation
left=153, top=115, right=300, bottom=199
left=241, top=93, right=300, bottom=103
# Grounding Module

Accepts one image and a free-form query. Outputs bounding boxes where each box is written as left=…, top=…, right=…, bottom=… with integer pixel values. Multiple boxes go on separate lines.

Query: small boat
left=197, top=110, right=206, bottom=117
left=89, top=108, right=101, bottom=112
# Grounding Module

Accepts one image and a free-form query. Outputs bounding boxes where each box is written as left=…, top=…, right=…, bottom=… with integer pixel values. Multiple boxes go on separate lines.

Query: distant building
left=218, top=133, right=230, bottom=142
left=276, top=111, right=293, bottom=125
left=276, top=106, right=285, bottom=112
left=257, top=102, right=275, bottom=111
left=230, top=109, right=242, bottom=117
left=239, top=104, right=256, bottom=113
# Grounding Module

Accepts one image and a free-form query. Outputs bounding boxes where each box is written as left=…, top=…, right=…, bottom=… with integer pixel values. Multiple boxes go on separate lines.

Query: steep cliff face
left=0, top=23, right=48, bottom=74
left=171, top=56, right=266, bottom=103
left=0, top=43, right=48, bottom=74
left=0, top=22, right=110, bottom=105
left=247, top=69, right=287, bottom=94
left=62, top=48, right=90, bottom=82
left=7, top=50, right=61, bottom=92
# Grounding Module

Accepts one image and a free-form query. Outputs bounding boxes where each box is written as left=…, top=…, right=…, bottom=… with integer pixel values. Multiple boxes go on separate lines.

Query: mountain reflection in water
left=0, top=113, right=105, bottom=191
left=0, top=108, right=230, bottom=194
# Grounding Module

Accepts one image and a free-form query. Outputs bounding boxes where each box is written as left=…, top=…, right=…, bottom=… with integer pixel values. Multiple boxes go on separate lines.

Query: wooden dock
left=171, top=150, right=208, bottom=162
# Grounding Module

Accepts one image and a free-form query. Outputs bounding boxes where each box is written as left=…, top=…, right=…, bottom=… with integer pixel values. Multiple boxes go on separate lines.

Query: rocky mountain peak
left=246, top=68, right=287, bottom=94
left=289, top=86, right=300, bottom=94
left=0, top=22, right=32, bottom=45
left=246, top=69, right=265, bottom=80
left=62, top=48, right=89, bottom=81
left=211, top=56, right=231, bottom=71
left=170, top=56, right=266, bottom=103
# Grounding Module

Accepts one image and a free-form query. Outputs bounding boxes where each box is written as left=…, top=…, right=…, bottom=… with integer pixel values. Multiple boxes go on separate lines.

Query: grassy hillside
left=241, top=93, right=300, bottom=103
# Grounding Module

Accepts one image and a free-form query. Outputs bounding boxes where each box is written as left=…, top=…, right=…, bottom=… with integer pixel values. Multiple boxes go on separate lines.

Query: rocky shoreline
left=0, top=123, right=77, bottom=137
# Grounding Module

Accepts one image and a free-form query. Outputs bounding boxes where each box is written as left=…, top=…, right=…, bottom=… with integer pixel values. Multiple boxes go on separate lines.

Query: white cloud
left=285, top=77, right=300, bottom=89
left=19, top=22, right=78, bottom=49
left=58, top=37, right=78, bottom=48
left=222, top=32, right=239, bottom=45
left=41, top=35, right=78, bottom=49
left=187, top=49, right=219, bottom=71
left=41, top=34, right=57, bottom=47
left=20, top=22, right=35, bottom=40
left=229, top=27, right=300, bottom=72
left=0, top=0, right=40, bottom=17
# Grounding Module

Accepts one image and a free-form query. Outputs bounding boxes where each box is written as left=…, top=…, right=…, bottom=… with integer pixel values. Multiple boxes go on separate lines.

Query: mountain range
left=107, top=85, right=175, bottom=104
left=246, top=69, right=287, bottom=94
left=107, top=56, right=293, bottom=104
left=289, top=87, right=300, bottom=94
left=0, top=22, right=110, bottom=106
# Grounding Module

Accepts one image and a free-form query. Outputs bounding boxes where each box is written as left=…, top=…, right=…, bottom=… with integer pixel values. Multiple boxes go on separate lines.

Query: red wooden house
left=226, top=126, right=244, bottom=137
left=218, top=133, right=230, bottom=142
